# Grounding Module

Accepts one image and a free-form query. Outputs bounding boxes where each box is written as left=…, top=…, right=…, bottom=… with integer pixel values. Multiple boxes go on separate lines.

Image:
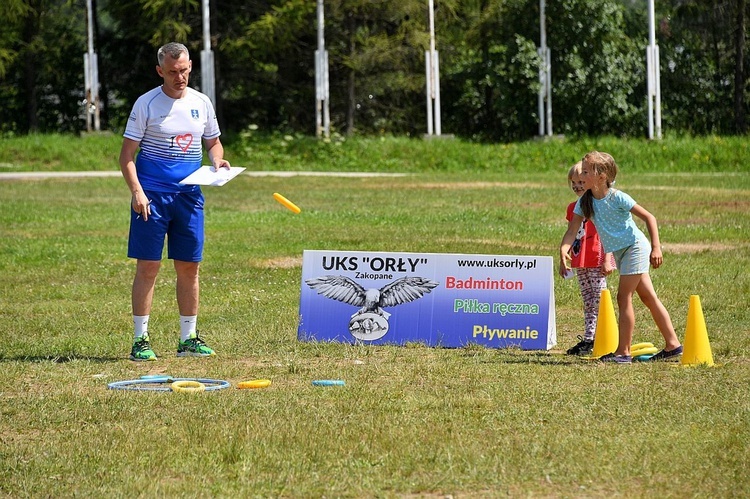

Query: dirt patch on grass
left=405, top=181, right=553, bottom=190
left=665, top=242, right=746, bottom=253
left=250, top=256, right=303, bottom=269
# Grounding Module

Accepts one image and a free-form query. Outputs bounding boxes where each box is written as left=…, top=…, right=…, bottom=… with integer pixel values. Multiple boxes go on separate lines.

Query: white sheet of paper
left=179, top=166, right=246, bottom=186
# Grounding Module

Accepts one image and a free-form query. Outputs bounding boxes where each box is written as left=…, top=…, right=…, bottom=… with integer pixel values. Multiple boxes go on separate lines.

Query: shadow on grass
left=0, top=354, right=122, bottom=363
left=458, top=349, right=585, bottom=366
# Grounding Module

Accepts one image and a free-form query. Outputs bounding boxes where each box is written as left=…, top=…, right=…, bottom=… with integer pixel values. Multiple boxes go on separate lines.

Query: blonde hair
left=583, top=151, right=618, bottom=183
left=567, top=161, right=582, bottom=187
left=580, top=151, right=618, bottom=219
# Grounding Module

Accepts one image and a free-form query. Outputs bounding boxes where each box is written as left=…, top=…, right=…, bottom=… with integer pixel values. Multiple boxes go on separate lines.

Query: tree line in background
left=0, top=0, right=747, bottom=141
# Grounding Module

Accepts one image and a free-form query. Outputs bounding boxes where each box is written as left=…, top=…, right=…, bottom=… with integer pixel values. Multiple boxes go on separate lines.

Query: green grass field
left=1, top=134, right=749, bottom=497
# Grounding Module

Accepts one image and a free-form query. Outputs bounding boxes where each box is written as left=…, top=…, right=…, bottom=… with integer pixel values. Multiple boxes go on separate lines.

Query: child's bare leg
left=616, top=274, right=641, bottom=356
left=635, top=273, right=681, bottom=350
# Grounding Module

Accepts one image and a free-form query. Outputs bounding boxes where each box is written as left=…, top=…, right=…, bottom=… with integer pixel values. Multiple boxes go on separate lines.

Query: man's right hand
left=132, top=192, right=151, bottom=221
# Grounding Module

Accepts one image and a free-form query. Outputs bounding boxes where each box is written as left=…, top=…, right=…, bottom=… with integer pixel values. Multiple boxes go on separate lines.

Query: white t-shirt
left=124, top=87, right=221, bottom=192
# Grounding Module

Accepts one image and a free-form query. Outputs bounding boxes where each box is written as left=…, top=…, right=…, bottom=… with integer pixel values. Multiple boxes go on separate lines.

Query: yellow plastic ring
left=237, top=379, right=272, bottom=389
left=273, top=193, right=301, bottom=214
left=631, top=342, right=655, bottom=351
left=171, top=380, right=206, bottom=393
left=631, top=346, right=659, bottom=357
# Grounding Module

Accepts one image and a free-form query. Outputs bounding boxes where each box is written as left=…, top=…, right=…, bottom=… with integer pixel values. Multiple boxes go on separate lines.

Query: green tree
left=0, top=1, right=28, bottom=78
left=657, top=0, right=749, bottom=134
left=442, top=0, right=643, bottom=142
left=0, top=0, right=87, bottom=133
left=733, top=0, right=746, bottom=133
left=100, top=0, right=199, bottom=130
left=440, top=0, right=542, bottom=141
left=217, top=0, right=442, bottom=136
left=328, top=0, right=443, bottom=135
left=549, top=0, right=643, bottom=137
left=217, top=0, right=317, bottom=133
left=0, top=0, right=26, bottom=133
left=0, top=0, right=746, bottom=138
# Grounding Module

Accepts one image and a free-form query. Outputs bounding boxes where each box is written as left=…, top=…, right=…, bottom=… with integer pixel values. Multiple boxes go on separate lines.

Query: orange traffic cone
left=681, top=295, right=714, bottom=366
left=592, top=289, right=618, bottom=358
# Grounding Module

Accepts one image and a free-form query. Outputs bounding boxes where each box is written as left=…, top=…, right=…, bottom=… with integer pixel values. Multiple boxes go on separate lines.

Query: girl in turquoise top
left=559, top=151, right=682, bottom=364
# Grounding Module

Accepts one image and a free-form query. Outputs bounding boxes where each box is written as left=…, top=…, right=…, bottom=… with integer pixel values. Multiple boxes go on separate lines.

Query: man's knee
left=174, top=260, right=200, bottom=279
left=136, top=260, right=161, bottom=280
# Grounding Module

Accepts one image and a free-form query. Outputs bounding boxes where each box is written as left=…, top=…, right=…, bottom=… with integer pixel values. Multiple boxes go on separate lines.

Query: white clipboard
left=179, top=166, right=246, bottom=186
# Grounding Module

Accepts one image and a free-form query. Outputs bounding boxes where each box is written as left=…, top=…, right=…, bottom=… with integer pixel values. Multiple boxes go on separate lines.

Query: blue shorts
left=128, top=190, right=205, bottom=262
left=613, top=237, right=650, bottom=275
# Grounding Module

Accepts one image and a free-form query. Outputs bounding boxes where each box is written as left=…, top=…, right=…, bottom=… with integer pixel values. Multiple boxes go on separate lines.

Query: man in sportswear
left=119, top=42, right=229, bottom=361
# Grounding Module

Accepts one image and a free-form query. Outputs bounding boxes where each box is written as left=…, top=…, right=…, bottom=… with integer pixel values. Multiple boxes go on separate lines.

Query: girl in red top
left=564, top=162, right=615, bottom=355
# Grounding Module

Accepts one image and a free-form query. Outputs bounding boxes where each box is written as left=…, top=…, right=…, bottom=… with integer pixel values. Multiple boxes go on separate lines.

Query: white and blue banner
left=298, top=250, right=556, bottom=350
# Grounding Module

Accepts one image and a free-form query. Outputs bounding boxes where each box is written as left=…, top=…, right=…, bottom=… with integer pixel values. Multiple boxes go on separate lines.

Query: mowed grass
left=1, top=135, right=749, bottom=497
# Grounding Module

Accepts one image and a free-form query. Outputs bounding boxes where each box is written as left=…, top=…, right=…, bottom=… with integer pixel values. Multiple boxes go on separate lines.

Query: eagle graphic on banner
left=305, top=275, right=439, bottom=320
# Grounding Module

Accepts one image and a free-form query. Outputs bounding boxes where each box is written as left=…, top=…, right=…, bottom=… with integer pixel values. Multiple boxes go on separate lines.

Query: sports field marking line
left=0, top=171, right=408, bottom=180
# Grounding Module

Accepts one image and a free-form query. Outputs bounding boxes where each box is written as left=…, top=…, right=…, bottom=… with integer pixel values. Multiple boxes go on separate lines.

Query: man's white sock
left=134, top=315, right=149, bottom=340
left=180, top=315, right=197, bottom=341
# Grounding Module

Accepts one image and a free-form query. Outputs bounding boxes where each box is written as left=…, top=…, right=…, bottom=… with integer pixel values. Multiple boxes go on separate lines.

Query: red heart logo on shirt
left=175, top=134, right=193, bottom=152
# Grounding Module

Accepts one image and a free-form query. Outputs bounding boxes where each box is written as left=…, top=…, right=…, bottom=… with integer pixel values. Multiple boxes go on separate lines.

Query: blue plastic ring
left=108, top=378, right=231, bottom=392
left=312, top=379, right=345, bottom=386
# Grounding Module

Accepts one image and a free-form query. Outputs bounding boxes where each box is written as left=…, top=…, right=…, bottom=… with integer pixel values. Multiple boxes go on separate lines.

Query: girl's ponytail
left=581, top=190, right=594, bottom=219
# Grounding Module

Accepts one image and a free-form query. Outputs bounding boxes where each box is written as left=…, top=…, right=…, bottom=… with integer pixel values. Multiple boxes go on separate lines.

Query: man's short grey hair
left=157, top=42, right=189, bottom=66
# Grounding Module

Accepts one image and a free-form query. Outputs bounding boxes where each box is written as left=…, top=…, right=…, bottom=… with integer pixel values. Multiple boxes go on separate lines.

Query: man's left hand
left=214, top=158, right=231, bottom=170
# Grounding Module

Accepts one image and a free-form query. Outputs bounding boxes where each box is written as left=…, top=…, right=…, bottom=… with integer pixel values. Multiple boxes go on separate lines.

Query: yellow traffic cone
left=681, top=295, right=714, bottom=366
left=592, top=289, right=618, bottom=358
